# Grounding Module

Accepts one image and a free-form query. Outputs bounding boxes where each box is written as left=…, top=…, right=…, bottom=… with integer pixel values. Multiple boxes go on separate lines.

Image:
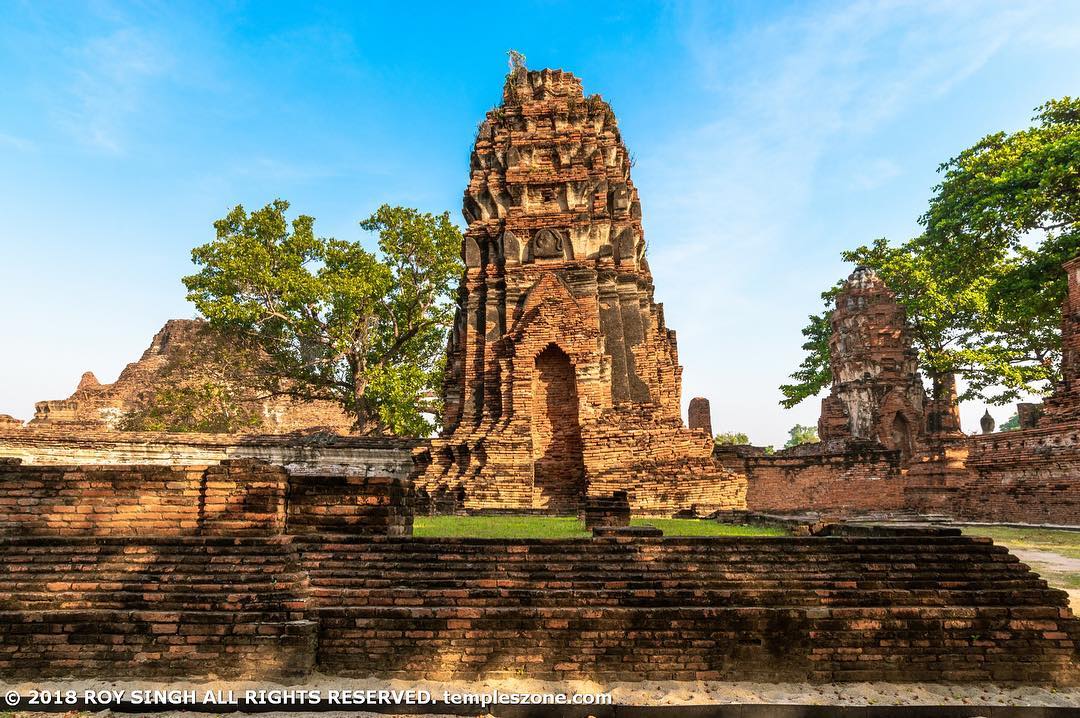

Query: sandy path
left=1012, top=548, right=1080, bottom=572
left=5, top=676, right=1080, bottom=709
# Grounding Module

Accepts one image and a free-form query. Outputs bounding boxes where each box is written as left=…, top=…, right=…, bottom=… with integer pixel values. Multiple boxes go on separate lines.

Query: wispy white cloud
left=56, top=25, right=173, bottom=153
left=0, top=132, right=35, bottom=152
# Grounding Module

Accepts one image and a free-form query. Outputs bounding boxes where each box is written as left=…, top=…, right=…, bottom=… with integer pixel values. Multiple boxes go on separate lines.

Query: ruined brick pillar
left=817, top=267, right=928, bottom=461
left=1039, top=256, right=1080, bottom=424
left=415, top=67, right=746, bottom=515
left=688, top=397, right=713, bottom=437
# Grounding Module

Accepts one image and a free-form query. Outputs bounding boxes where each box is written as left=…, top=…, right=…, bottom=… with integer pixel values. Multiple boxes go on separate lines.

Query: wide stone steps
left=306, top=586, right=1061, bottom=608
left=292, top=536, right=1064, bottom=613
left=0, top=538, right=306, bottom=613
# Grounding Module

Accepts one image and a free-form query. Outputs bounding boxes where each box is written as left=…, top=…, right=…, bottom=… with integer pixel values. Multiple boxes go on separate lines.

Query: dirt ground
left=4, top=676, right=1080, bottom=711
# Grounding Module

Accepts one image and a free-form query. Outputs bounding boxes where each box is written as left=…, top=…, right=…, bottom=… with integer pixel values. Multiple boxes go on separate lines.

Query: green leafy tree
left=714, top=431, right=750, bottom=446
left=784, top=424, right=819, bottom=448
left=183, top=200, right=462, bottom=436
left=782, top=98, right=1079, bottom=408
left=779, top=291, right=839, bottom=409
left=920, top=96, right=1079, bottom=398
left=998, top=413, right=1021, bottom=432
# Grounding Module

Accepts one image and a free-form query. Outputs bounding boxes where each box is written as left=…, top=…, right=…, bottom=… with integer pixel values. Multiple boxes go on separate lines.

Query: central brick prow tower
left=416, top=68, right=746, bottom=515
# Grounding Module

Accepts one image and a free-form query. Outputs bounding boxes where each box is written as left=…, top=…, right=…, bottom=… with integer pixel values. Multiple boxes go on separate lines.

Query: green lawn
left=962, top=526, right=1080, bottom=560
left=412, top=515, right=786, bottom=539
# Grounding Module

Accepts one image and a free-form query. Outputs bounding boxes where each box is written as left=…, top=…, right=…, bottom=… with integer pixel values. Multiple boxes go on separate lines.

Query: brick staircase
left=0, top=537, right=314, bottom=678
left=293, top=532, right=1080, bottom=683
left=0, top=532, right=1076, bottom=683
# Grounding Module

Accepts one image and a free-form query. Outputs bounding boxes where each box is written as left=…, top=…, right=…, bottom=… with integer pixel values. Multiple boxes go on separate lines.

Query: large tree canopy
left=183, top=200, right=462, bottom=435
left=781, top=97, right=1080, bottom=409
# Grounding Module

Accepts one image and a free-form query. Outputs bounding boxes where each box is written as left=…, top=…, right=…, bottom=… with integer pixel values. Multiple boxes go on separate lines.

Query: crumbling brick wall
left=296, top=534, right=1080, bottom=684
left=287, top=475, right=414, bottom=536
left=0, top=532, right=1076, bottom=682
left=732, top=445, right=907, bottom=514
left=0, top=458, right=412, bottom=536
left=0, top=536, right=315, bottom=679
left=951, top=423, right=1080, bottom=524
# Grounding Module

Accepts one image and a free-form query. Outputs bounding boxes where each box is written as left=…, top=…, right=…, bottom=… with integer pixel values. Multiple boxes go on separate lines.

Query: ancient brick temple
left=415, top=68, right=746, bottom=514
left=28, top=319, right=353, bottom=434
left=817, top=267, right=929, bottom=461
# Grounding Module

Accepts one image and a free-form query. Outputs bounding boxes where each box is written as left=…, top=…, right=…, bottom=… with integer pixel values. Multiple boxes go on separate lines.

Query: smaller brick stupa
left=817, top=267, right=929, bottom=461
left=414, top=67, right=746, bottom=515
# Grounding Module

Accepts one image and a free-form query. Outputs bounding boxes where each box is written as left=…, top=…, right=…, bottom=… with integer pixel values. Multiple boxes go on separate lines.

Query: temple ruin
left=27, top=319, right=353, bottom=434
left=414, top=68, right=745, bottom=514
left=817, top=266, right=928, bottom=461
left=0, top=64, right=1076, bottom=687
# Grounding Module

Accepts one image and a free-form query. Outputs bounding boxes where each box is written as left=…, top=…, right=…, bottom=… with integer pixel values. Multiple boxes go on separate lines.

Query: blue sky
left=1, top=0, right=1078, bottom=446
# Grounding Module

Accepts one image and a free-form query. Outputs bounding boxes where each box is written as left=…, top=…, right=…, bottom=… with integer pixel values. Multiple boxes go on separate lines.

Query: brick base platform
left=0, top=532, right=1077, bottom=683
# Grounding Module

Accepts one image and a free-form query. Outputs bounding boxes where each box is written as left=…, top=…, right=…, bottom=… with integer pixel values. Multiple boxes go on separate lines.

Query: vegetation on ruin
left=782, top=97, right=1080, bottom=408
left=118, top=326, right=266, bottom=433
left=999, top=413, right=1021, bottom=432
left=714, top=431, right=750, bottom=446
left=784, top=423, right=819, bottom=448
left=412, top=516, right=786, bottom=539
left=183, top=200, right=462, bottom=436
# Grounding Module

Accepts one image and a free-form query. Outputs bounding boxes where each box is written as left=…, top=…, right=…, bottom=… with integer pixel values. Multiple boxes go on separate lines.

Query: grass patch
left=633, top=519, right=785, bottom=537
left=413, top=516, right=589, bottom=539
left=412, top=515, right=786, bottom=539
left=962, top=526, right=1080, bottom=559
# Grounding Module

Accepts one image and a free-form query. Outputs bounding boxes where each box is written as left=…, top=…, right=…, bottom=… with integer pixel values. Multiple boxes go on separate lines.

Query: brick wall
left=0, top=458, right=412, bottom=537
left=298, top=534, right=1079, bottom=684
left=730, top=445, right=907, bottom=515
left=287, top=475, right=414, bottom=536
left=0, top=427, right=422, bottom=477
left=951, top=423, right=1080, bottom=524
left=0, top=537, right=314, bottom=679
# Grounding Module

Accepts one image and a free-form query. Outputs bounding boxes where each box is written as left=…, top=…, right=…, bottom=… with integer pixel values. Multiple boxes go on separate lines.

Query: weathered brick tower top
left=418, top=67, right=746, bottom=515
left=441, top=67, right=681, bottom=432
left=818, top=267, right=927, bottom=460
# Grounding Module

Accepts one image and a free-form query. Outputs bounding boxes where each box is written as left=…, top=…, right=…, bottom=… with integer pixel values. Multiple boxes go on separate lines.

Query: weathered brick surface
left=729, top=444, right=908, bottom=514
left=295, top=535, right=1080, bottom=683
left=687, top=397, right=713, bottom=436
left=416, top=68, right=745, bottom=515
left=29, top=319, right=353, bottom=434
left=817, top=268, right=930, bottom=461
left=947, top=423, right=1080, bottom=524
left=1041, top=257, right=1080, bottom=425
left=0, top=533, right=1076, bottom=682
left=0, top=426, right=422, bottom=475
left=581, top=490, right=630, bottom=529
left=0, top=537, right=314, bottom=679
left=287, top=475, right=414, bottom=536
left=0, top=459, right=411, bottom=537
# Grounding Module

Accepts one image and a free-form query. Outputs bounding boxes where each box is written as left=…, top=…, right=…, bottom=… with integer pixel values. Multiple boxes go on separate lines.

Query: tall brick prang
left=415, top=68, right=746, bottom=514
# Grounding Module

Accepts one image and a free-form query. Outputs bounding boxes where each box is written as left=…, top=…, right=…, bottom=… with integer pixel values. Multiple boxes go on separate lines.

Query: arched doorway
left=531, top=344, right=585, bottom=511
left=890, top=412, right=913, bottom=463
